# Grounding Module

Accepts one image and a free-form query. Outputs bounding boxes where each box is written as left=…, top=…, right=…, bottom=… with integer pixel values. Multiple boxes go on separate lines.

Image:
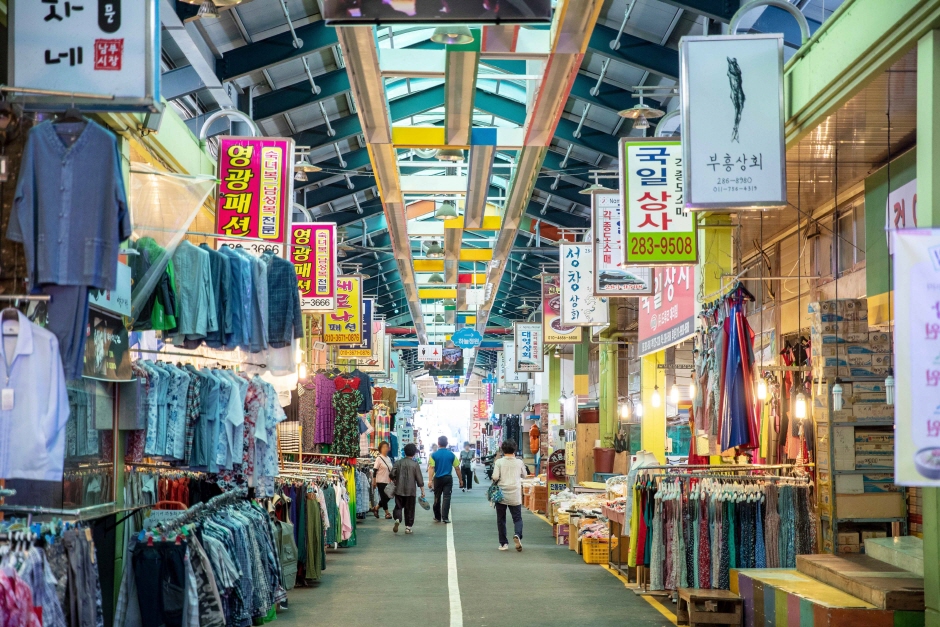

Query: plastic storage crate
left=582, top=537, right=618, bottom=564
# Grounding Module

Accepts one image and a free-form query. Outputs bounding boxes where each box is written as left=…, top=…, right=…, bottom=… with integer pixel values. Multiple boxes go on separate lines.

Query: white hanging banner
left=680, top=34, right=786, bottom=210
left=593, top=190, right=656, bottom=291
left=501, top=341, right=530, bottom=381
left=417, top=344, right=443, bottom=362
left=513, top=323, right=544, bottom=372
left=560, top=243, right=609, bottom=326
left=893, top=229, right=940, bottom=486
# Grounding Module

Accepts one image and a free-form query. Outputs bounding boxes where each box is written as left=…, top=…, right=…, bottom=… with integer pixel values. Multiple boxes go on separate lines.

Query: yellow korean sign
left=323, top=275, right=362, bottom=344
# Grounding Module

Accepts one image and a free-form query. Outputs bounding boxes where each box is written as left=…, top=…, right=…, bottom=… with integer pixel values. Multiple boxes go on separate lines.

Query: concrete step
left=796, top=554, right=924, bottom=611
left=864, top=536, right=924, bottom=577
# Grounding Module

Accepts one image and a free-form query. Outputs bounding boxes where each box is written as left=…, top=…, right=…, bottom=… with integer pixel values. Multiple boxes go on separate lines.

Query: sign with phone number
left=619, top=138, right=698, bottom=265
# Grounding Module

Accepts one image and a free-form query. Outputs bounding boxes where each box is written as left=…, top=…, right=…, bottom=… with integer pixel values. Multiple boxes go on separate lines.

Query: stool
left=676, top=588, right=743, bottom=627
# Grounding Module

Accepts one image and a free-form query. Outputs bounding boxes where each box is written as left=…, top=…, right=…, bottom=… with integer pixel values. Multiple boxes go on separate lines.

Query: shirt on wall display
left=638, top=266, right=696, bottom=356
left=892, top=229, right=940, bottom=486
left=514, top=322, right=544, bottom=372
left=9, top=0, right=160, bottom=111
left=560, top=243, right=609, bottom=326
left=618, top=140, right=697, bottom=265
left=324, top=275, right=362, bottom=344
left=216, top=136, right=293, bottom=241
left=291, top=223, right=336, bottom=311
left=680, top=35, right=786, bottom=210
left=542, top=274, right=581, bottom=344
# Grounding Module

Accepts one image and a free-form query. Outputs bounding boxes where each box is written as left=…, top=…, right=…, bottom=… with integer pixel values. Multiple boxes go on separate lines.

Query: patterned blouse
left=313, top=373, right=337, bottom=445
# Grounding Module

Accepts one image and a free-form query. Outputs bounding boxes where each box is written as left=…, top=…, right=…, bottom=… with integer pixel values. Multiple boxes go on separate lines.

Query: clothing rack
left=133, top=348, right=267, bottom=368
left=156, top=487, right=249, bottom=536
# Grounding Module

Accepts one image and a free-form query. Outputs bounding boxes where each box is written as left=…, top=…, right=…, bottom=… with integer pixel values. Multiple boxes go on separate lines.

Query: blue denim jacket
left=9, top=120, right=132, bottom=290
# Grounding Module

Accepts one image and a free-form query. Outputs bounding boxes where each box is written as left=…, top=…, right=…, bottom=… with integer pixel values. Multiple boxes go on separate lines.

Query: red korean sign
left=478, top=400, right=488, bottom=421
left=324, top=275, right=363, bottom=345
left=216, top=136, right=294, bottom=242
left=291, top=223, right=336, bottom=311
left=638, top=266, right=696, bottom=356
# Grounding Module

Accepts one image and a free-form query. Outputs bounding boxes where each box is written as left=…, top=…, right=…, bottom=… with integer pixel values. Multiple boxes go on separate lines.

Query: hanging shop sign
left=9, top=0, right=160, bottom=112
left=418, top=344, right=443, bottom=362
left=337, top=299, right=372, bottom=357
left=339, top=319, right=388, bottom=373
left=83, top=310, right=132, bottom=381
left=89, top=262, right=131, bottom=317
left=216, top=136, right=294, bottom=242
left=501, top=342, right=529, bottom=383
left=542, top=274, right=582, bottom=344
left=892, top=229, right=940, bottom=485
left=679, top=35, right=786, bottom=210
left=514, top=322, right=544, bottom=373
left=216, top=238, right=285, bottom=258
left=638, top=266, right=696, bottom=357
left=618, top=141, right=697, bottom=265
left=564, top=441, right=577, bottom=477
left=291, top=223, right=337, bottom=311
left=452, top=327, right=483, bottom=350
left=560, top=243, right=609, bottom=326
left=324, top=275, right=362, bottom=344
left=478, top=399, right=488, bottom=421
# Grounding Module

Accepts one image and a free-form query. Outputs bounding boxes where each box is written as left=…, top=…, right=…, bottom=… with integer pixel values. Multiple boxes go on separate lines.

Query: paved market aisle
left=277, top=483, right=670, bottom=627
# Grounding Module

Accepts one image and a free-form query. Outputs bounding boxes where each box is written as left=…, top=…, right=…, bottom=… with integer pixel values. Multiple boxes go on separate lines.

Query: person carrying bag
left=490, top=439, right=528, bottom=552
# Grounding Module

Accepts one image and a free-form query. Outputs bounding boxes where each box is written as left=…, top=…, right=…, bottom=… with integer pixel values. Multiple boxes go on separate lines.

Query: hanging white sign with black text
left=560, top=243, right=609, bottom=326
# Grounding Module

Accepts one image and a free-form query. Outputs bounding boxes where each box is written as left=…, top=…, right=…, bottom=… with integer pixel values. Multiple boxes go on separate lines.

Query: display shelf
left=829, top=421, right=895, bottom=427
left=832, top=469, right=896, bottom=474
left=835, top=517, right=906, bottom=523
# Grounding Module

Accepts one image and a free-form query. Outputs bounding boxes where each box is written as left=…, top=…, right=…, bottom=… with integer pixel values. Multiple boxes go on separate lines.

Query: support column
left=598, top=304, right=619, bottom=446
left=548, top=347, right=561, bottom=450
left=574, top=332, right=590, bottom=429
left=918, top=28, right=940, bottom=627
left=641, top=353, right=666, bottom=463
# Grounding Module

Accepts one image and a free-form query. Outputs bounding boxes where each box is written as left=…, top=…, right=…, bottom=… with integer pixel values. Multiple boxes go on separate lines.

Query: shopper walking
left=429, top=436, right=463, bottom=523
left=460, top=442, right=475, bottom=491
left=391, top=443, right=425, bottom=534
left=491, top=439, right=528, bottom=552
left=372, top=441, right=395, bottom=519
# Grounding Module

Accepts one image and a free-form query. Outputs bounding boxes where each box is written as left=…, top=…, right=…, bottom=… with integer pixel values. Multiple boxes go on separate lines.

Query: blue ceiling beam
left=296, top=148, right=373, bottom=190
left=587, top=24, right=679, bottom=80
left=253, top=68, right=351, bottom=121
left=215, top=20, right=339, bottom=82
left=658, top=0, right=740, bottom=22
left=533, top=176, right=589, bottom=208
left=524, top=201, right=590, bottom=228
left=162, top=65, right=206, bottom=101
left=751, top=6, right=821, bottom=48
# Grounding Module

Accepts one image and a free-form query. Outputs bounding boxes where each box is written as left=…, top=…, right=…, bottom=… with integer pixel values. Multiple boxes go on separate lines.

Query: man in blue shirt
left=428, top=436, right=463, bottom=523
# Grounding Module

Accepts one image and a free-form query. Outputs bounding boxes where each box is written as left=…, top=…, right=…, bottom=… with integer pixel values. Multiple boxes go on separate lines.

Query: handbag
left=384, top=481, right=396, bottom=499
left=486, top=482, right=504, bottom=506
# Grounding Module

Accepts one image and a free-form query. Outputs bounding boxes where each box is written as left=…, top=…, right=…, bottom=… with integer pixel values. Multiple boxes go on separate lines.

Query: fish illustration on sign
left=727, top=57, right=744, bottom=143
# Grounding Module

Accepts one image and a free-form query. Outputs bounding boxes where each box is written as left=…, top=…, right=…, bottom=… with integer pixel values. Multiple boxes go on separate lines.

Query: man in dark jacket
left=391, top=443, right=426, bottom=534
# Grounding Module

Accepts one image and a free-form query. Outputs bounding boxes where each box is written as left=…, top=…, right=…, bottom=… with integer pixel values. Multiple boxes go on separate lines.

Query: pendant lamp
left=434, top=201, right=458, bottom=220
left=756, top=378, right=767, bottom=400
left=578, top=183, right=614, bottom=195
left=430, top=25, right=474, bottom=45
left=620, top=403, right=630, bottom=420
left=670, top=383, right=679, bottom=406
left=651, top=385, right=661, bottom=408
left=428, top=273, right=445, bottom=284
left=795, top=392, right=807, bottom=420
left=885, top=369, right=895, bottom=406
left=832, top=378, right=845, bottom=411
left=634, top=401, right=644, bottom=418
left=689, top=379, right=696, bottom=400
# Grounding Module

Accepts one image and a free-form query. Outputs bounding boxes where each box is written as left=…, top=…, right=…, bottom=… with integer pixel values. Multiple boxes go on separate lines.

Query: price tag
left=2, top=389, right=14, bottom=411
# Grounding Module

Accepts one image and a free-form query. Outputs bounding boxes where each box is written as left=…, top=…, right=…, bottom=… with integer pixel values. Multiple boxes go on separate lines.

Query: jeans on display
left=461, top=466, right=473, bottom=490
left=394, top=495, right=417, bottom=527
left=433, top=475, right=454, bottom=521
left=131, top=542, right=187, bottom=627
left=495, top=503, right=523, bottom=547
left=63, top=528, right=103, bottom=627
left=377, top=482, right=392, bottom=512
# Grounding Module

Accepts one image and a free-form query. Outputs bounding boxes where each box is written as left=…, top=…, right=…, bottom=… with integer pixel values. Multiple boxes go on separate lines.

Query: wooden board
left=576, top=423, right=599, bottom=484
left=796, top=554, right=924, bottom=611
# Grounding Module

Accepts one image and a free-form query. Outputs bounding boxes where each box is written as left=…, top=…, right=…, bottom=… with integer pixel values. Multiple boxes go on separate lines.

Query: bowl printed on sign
left=548, top=296, right=561, bottom=313
left=551, top=317, right=576, bottom=333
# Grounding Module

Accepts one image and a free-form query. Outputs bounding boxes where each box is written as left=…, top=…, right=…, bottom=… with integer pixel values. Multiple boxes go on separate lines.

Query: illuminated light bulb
left=670, top=383, right=679, bottom=406
left=651, top=385, right=661, bottom=408
left=689, top=380, right=696, bottom=400
left=885, top=370, right=895, bottom=406
left=832, top=378, right=844, bottom=412
left=295, top=345, right=303, bottom=364
left=620, top=403, right=630, bottom=420
left=757, top=379, right=767, bottom=400
left=795, top=392, right=807, bottom=420
left=635, top=402, right=644, bottom=418
left=299, top=362, right=307, bottom=380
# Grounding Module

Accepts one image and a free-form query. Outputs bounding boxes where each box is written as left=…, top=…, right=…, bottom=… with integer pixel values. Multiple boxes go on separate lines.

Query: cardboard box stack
left=909, top=487, right=923, bottom=537
left=808, top=299, right=892, bottom=388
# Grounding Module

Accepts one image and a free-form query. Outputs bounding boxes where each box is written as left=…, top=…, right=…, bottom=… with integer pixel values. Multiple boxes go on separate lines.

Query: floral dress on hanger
left=332, top=376, right=363, bottom=457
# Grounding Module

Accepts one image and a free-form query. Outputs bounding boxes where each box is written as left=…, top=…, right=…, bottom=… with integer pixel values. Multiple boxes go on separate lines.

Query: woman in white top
left=372, top=441, right=395, bottom=519
left=491, top=439, right=528, bottom=552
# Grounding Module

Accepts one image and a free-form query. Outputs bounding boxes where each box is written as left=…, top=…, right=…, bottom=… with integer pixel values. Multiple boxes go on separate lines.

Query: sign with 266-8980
left=620, top=138, right=697, bottom=265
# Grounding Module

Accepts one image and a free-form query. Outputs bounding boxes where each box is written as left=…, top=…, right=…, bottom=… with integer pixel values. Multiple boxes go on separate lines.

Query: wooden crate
left=677, top=588, right=742, bottom=627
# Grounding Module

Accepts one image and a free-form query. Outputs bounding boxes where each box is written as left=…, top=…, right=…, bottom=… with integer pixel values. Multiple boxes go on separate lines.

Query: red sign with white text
left=638, top=266, right=696, bottom=356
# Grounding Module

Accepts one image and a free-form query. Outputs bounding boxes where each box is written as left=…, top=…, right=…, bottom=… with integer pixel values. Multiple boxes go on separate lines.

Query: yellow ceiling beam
left=392, top=127, right=471, bottom=148
left=443, top=216, right=503, bottom=230
left=414, top=259, right=445, bottom=272
left=459, top=249, right=493, bottom=261
left=419, top=288, right=458, bottom=299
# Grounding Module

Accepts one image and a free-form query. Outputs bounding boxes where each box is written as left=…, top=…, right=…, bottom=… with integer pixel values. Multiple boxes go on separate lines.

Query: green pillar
left=919, top=29, right=940, bottom=627
left=574, top=333, right=589, bottom=405
left=599, top=302, right=618, bottom=447
left=548, top=347, right=561, bottom=450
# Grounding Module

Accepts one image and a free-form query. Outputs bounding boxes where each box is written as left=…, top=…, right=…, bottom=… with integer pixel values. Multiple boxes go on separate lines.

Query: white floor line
left=446, top=518, right=463, bottom=627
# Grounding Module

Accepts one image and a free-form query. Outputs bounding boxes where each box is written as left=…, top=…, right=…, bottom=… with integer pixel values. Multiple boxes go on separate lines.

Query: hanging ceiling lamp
left=618, top=101, right=665, bottom=131
left=428, top=273, right=445, bottom=284
left=885, top=368, right=895, bottom=406
left=634, top=400, right=644, bottom=418
left=651, top=385, right=661, bottom=408
left=620, top=402, right=631, bottom=420
left=795, top=391, right=807, bottom=420
left=442, top=299, right=456, bottom=307
left=757, top=378, right=767, bottom=400
left=832, top=378, right=845, bottom=412
left=434, top=201, right=459, bottom=220
left=437, top=148, right=465, bottom=162
left=430, top=25, right=474, bottom=45
left=670, top=383, right=679, bottom=406
left=425, top=241, right=445, bottom=259
left=689, top=378, right=696, bottom=400
left=434, top=314, right=445, bottom=323
left=579, top=182, right=614, bottom=195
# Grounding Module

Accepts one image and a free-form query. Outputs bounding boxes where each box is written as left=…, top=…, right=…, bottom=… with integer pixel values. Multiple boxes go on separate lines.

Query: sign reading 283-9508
left=216, top=136, right=294, bottom=242
left=619, top=139, right=697, bottom=265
